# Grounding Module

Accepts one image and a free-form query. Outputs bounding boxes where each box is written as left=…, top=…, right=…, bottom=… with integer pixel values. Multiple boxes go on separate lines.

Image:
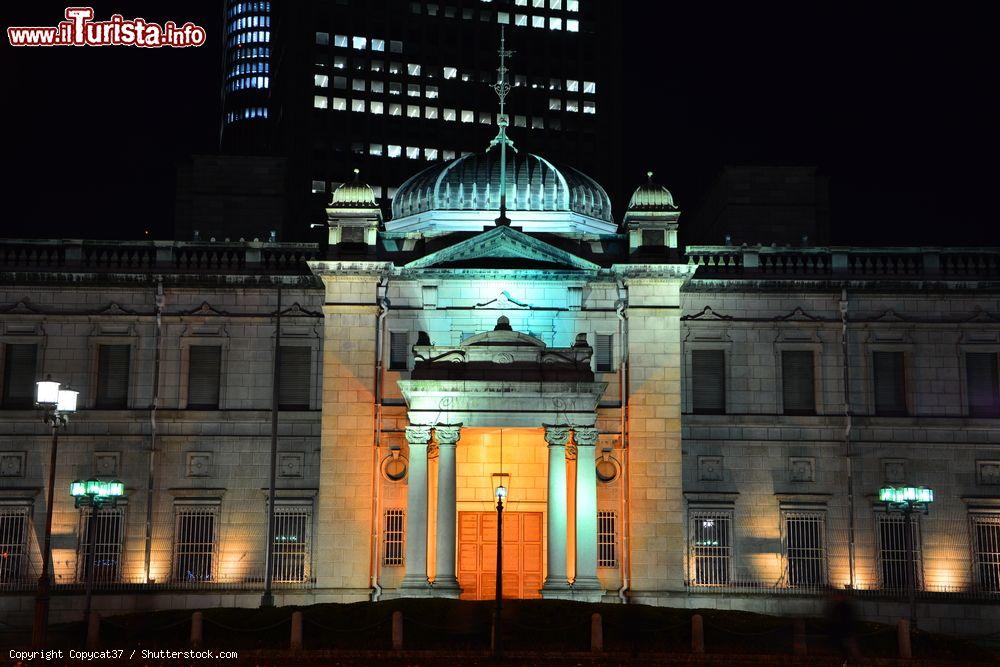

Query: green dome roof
left=330, top=169, right=377, bottom=208
left=391, top=151, right=612, bottom=223
left=628, top=172, right=677, bottom=211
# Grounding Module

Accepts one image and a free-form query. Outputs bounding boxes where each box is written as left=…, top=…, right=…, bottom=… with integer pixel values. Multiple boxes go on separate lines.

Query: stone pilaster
left=433, top=425, right=461, bottom=594
left=572, top=426, right=602, bottom=594
left=542, top=425, right=571, bottom=594
left=400, top=425, right=432, bottom=591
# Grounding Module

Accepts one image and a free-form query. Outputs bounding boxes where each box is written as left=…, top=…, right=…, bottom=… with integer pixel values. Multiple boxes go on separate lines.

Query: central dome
left=391, top=151, right=612, bottom=223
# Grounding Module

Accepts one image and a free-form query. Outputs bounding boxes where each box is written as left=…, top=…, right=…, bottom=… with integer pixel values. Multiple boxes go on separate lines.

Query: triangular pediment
left=404, top=226, right=600, bottom=271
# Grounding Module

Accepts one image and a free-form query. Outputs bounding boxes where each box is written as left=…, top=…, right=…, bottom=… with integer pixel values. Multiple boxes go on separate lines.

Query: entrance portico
left=396, top=317, right=608, bottom=601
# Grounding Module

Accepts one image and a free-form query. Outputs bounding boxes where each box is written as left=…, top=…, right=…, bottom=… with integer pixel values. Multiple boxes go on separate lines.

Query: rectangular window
left=595, top=334, right=613, bottom=372
left=782, top=350, right=816, bottom=415
left=691, top=349, right=725, bottom=415
left=641, top=229, right=664, bottom=247
left=406, top=146, right=420, bottom=159
left=971, top=513, right=1000, bottom=593
left=3, top=343, right=37, bottom=408
left=873, top=351, right=907, bottom=416
left=383, top=508, right=404, bottom=566
left=272, top=504, right=312, bottom=583
left=689, top=510, right=732, bottom=585
left=967, top=352, right=1000, bottom=417
left=567, top=18, right=579, bottom=32
left=315, top=32, right=329, bottom=45
left=311, top=180, right=325, bottom=193
left=461, top=110, right=474, bottom=123
left=597, top=510, right=617, bottom=567
left=370, top=101, right=384, bottom=115
left=351, top=99, right=366, bottom=112
left=389, top=332, right=409, bottom=370
left=334, top=34, right=348, bottom=48
left=549, top=97, right=561, bottom=111
left=313, top=95, right=328, bottom=109
left=0, top=506, right=30, bottom=583
left=407, top=104, right=420, bottom=118
left=78, top=505, right=126, bottom=584
left=783, top=511, right=826, bottom=586
left=875, top=512, right=922, bottom=590
left=96, top=344, right=130, bottom=409
left=278, top=346, right=311, bottom=410
left=351, top=36, right=366, bottom=50
left=187, top=346, right=222, bottom=409
left=314, top=73, right=329, bottom=88
left=332, top=97, right=347, bottom=111
left=173, top=505, right=217, bottom=582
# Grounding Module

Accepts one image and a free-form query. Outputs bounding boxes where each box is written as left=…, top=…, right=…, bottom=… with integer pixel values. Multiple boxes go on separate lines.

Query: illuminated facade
left=3, top=159, right=1000, bottom=635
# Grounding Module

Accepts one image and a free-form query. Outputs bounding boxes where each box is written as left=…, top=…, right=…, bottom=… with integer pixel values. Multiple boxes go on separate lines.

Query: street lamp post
left=31, top=377, right=78, bottom=648
left=879, top=485, right=934, bottom=629
left=70, top=478, right=126, bottom=621
left=491, top=474, right=508, bottom=658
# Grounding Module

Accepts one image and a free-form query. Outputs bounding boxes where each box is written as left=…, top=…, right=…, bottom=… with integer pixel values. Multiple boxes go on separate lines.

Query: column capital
left=434, top=425, right=462, bottom=446
left=572, top=427, right=599, bottom=447
left=405, top=425, right=433, bottom=445
left=543, top=425, right=571, bottom=446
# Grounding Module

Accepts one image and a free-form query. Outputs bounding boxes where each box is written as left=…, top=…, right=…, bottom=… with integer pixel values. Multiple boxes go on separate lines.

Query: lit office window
left=406, top=146, right=420, bottom=159
left=389, top=62, right=402, bottom=75
left=533, top=0, right=544, bottom=6
left=461, top=110, right=474, bottom=123
left=389, top=82, right=402, bottom=95
left=425, top=148, right=438, bottom=160
left=549, top=17, right=562, bottom=30
left=371, top=60, right=383, bottom=72
left=426, top=85, right=439, bottom=99
left=351, top=142, right=365, bottom=155
left=514, top=115, right=527, bottom=127
left=443, top=66, right=457, bottom=79
left=549, top=98, right=561, bottom=111
left=584, top=81, right=596, bottom=94
left=531, top=116, right=544, bottom=129
left=332, top=97, right=347, bottom=111
left=311, top=180, right=325, bottom=193
left=497, top=12, right=509, bottom=24
left=388, top=144, right=402, bottom=158
left=407, top=104, right=420, bottom=118
left=550, top=0, right=562, bottom=8
left=334, top=34, right=348, bottom=47
left=515, top=0, right=527, bottom=5
left=352, top=36, right=367, bottom=50
left=333, top=56, right=346, bottom=69
left=407, top=84, right=421, bottom=97
left=515, top=75, right=527, bottom=87
left=313, top=95, right=328, bottom=109
left=425, top=106, right=438, bottom=119
left=370, top=144, right=383, bottom=156
left=567, top=19, right=579, bottom=31
left=407, top=63, right=421, bottom=76
left=568, top=0, right=579, bottom=9
left=371, top=80, right=384, bottom=93
left=443, top=108, right=457, bottom=121
left=370, top=101, right=384, bottom=114
left=461, top=72, right=472, bottom=82
left=549, top=78, right=562, bottom=91
left=515, top=14, right=527, bottom=26
left=427, top=3, right=439, bottom=15
left=351, top=99, right=366, bottom=112
left=532, top=15, right=544, bottom=28
left=583, top=101, right=595, bottom=114
left=316, top=32, right=329, bottom=45
left=352, top=79, right=366, bottom=92
left=443, top=150, right=456, bottom=160
left=371, top=38, right=385, bottom=51
left=478, top=112, right=493, bottom=124
left=566, top=100, right=579, bottom=112
left=567, top=79, right=579, bottom=92
left=389, top=103, right=402, bottom=116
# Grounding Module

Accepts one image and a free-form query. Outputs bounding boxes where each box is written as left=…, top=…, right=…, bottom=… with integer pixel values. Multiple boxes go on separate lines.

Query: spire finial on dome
left=647, top=170, right=654, bottom=182
left=487, top=26, right=518, bottom=227
left=352, top=167, right=360, bottom=181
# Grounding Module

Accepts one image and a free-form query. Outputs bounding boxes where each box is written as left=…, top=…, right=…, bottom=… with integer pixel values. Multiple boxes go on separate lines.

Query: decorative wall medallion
left=0, top=452, right=26, bottom=478
left=381, top=454, right=408, bottom=482
left=883, top=459, right=906, bottom=484
left=789, top=457, right=815, bottom=483
left=698, top=456, right=724, bottom=482
left=278, top=452, right=304, bottom=478
left=494, top=352, right=514, bottom=364
left=186, top=452, right=213, bottom=478
left=94, top=451, right=120, bottom=477
left=977, top=460, right=1000, bottom=486
left=596, top=457, right=620, bottom=483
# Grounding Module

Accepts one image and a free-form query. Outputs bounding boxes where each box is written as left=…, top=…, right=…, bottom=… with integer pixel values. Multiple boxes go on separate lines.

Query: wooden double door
left=457, top=511, right=543, bottom=600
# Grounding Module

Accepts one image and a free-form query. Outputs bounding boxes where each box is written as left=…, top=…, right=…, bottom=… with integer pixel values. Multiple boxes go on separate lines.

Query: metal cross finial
left=488, top=26, right=517, bottom=226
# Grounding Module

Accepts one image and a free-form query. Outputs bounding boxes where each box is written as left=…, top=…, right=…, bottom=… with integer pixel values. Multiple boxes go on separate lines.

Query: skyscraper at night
left=216, top=0, right=623, bottom=236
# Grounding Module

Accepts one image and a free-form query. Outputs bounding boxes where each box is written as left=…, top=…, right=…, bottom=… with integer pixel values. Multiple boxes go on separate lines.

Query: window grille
left=173, top=505, right=218, bottom=582
left=383, top=508, right=404, bottom=566
left=781, top=350, right=816, bottom=415
left=595, top=334, right=614, bottom=372
left=691, top=350, right=726, bottom=415
left=2, top=344, right=37, bottom=408
left=597, top=510, right=617, bottom=567
left=187, top=346, right=222, bottom=409
left=873, top=351, right=906, bottom=416
left=783, top=511, right=826, bottom=585
left=96, top=344, right=130, bottom=409
left=389, top=332, right=409, bottom=371
left=689, top=510, right=732, bottom=585
left=875, top=512, right=922, bottom=590
left=278, top=346, right=311, bottom=410
left=0, top=506, right=30, bottom=583
left=78, top=506, right=126, bottom=584
left=971, top=513, right=1000, bottom=593
left=967, top=353, right=1000, bottom=417
left=271, top=504, right=312, bottom=583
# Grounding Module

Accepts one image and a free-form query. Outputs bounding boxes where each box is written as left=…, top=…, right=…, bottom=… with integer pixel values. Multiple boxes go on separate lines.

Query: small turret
left=324, top=168, right=382, bottom=246
left=623, top=171, right=680, bottom=251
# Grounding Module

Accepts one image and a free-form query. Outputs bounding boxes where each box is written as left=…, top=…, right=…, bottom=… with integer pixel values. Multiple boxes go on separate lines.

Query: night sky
left=6, top=1, right=998, bottom=244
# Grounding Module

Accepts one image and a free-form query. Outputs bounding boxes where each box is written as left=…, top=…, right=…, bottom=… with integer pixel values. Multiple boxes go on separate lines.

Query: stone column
left=433, top=425, right=461, bottom=593
left=400, top=425, right=432, bottom=590
left=542, top=425, right=571, bottom=593
left=573, top=427, right=602, bottom=592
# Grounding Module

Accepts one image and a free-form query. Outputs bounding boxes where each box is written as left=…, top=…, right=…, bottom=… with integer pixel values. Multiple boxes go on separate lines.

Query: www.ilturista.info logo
left=7, top=7, right=206, bottom=47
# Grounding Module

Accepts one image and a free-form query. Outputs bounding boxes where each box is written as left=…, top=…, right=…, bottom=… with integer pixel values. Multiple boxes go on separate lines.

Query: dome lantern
left=324, top=169, right=382, bottom=247
left=624, top=171, right=681, bottom=251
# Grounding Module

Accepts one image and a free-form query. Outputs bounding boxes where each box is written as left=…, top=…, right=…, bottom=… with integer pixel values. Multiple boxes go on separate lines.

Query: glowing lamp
left=491, top=472, right=510, bottom=501
left=35, top=378, right=60, bottom=406
left=56, top=388, right=78, bottom=413
left=70, top=480, right=87, bottom=497
left=879, top=486, right=933, bottom=505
